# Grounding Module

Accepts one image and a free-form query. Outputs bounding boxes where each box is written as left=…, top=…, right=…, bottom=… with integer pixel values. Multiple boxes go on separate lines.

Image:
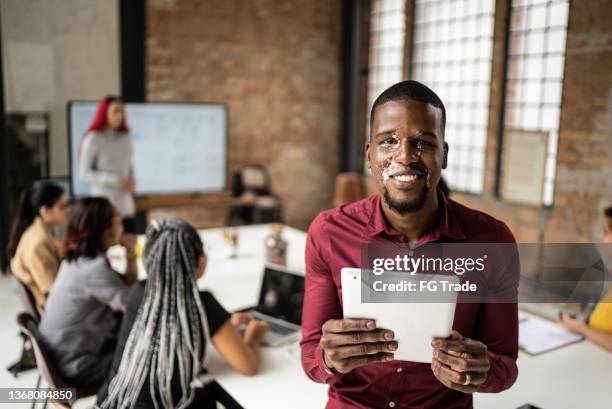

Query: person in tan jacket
left=8, top=181, right=68, bottom=312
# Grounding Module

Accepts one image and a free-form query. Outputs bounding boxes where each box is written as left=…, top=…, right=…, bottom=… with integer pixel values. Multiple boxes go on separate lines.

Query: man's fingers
left=432, top=338, right=487, bottom=356
left=431, top=360, right=483, bottom=393
left=433, top=350, right=490, bottom=372
left=432, top=358, right=464, bottom=384
left=326, top=341, right=398, bottom=360
left=320, top=329, right=394, bottom=348
left=335, top=352, right=394, bottom=373
left=322, top=319, right=376, bottom=333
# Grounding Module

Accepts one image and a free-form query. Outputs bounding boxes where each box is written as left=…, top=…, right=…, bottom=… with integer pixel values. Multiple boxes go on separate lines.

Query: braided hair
left=98, top=219, right=211, bottom=409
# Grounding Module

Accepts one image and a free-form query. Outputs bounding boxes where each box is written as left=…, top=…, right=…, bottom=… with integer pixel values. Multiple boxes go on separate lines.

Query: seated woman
left=96, top=220, right=269, bottom=409
left=558, top=205, right=612, bottom=352
left=8, top=181, right=68, bottom=312
left=39, top=197, right=137, bottom=388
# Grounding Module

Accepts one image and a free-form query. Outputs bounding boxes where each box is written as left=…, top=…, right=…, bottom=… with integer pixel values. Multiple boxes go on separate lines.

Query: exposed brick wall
left=146, top=0, right=342, bottom=230
left=452, top=0, right=612, bottom=244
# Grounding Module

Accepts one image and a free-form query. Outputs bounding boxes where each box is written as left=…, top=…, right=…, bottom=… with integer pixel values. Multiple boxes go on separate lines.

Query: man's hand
left=320, top=319, right=396, bottom=374
left=431, top=330, right=490, bottom=393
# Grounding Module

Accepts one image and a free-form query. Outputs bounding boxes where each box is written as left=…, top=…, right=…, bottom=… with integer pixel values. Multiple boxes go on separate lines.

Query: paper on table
left=519, top=314, right=584, bottom=355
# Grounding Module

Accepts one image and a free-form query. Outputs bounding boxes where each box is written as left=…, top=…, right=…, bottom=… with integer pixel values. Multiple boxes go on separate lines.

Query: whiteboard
left=68, top=102, right=227, bottom=196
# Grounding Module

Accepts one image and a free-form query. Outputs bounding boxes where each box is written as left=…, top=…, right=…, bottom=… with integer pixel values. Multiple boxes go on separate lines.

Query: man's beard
left=383, top=183, right=430, bottom=214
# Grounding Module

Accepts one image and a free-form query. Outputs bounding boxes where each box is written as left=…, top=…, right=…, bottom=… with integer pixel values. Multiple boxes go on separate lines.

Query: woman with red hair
left=78, top=95, right=137, bottom=233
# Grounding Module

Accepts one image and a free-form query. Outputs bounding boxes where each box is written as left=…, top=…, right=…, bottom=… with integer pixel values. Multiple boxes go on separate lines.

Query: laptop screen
left=256, top=265, right=304, bottom=326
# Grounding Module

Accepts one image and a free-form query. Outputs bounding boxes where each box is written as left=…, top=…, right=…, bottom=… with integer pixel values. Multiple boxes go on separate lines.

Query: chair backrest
left=15, top=312, right=69, bottom=390
left=232, top=164, right=272, bottom=196
left=15, top=278, right=41, bottom=322
left=333, top=172, right=365, bottom=207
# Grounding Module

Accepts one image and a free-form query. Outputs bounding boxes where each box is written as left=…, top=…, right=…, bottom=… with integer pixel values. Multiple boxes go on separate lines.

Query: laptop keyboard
left=266, top=320, right=298, bottom=336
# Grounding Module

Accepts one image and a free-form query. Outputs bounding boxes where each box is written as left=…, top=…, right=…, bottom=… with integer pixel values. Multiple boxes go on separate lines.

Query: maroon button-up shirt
left=300, top=189, right=519, bottom=409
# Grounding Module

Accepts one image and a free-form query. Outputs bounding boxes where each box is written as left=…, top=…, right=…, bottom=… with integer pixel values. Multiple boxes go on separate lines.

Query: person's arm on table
left=300, top=215, right=396, bottom=383
left=212, top=314, right=269, bottom=376
left=558, top=313, right=612, bottom=353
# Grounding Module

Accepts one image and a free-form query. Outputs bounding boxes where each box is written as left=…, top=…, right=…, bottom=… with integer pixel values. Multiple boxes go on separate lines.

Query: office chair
left=228, top=164, right=282, bottom=225
left=16, top=312, right=98, bottom=409
left=6, top=276, right=40, bottom=377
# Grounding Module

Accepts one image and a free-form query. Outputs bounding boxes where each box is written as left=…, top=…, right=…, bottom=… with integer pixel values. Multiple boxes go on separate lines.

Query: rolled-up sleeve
left=300, top=213, right=342, bottom=384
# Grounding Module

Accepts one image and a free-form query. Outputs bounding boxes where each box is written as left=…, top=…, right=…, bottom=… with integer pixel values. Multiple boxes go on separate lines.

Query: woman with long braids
left=96, top=219, right=268, bottom=409
left=8, top=181, right=68, bottom=312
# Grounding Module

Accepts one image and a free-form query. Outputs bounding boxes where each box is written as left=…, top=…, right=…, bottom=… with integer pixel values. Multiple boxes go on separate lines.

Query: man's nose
left=393, top=139, right=419, bottom=164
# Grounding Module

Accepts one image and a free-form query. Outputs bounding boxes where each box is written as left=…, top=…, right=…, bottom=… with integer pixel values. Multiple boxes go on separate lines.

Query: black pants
left=122, top=381, right=244, bottom=409
left=122, top=216, right=137, bottom=234
left=63, top=351, right=114, bottom=389
left=189, top=381, right=245, bottom=409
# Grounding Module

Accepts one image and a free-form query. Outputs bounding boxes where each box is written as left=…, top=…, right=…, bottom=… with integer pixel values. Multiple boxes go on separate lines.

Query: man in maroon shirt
left=300, top=80, right=519, bottom=408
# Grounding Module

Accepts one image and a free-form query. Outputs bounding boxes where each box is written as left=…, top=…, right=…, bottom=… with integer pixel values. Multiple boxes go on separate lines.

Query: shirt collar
left=365, top=187, right=466, bottom=242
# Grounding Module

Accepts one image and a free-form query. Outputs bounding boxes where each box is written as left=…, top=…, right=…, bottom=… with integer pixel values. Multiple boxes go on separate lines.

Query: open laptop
left=241, top=264, right=304, bottom=346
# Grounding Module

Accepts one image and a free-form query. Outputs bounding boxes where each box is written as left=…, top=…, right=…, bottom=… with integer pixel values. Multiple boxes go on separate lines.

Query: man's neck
left=381, top=192, right=440, bottom=246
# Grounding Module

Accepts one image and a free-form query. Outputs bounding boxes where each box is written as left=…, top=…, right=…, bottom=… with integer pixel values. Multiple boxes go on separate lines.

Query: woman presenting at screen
left=79, top=95, right=137, bottom=234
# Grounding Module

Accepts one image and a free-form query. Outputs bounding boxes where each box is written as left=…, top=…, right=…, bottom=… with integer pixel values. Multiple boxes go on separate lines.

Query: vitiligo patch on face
left=382, top=162, right=406, bottom=183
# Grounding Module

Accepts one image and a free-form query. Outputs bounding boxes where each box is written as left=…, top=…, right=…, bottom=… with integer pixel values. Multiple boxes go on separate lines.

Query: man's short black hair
left=370, top=80, right=446, bottom=138
left=605, top=204, right=612, bottom=219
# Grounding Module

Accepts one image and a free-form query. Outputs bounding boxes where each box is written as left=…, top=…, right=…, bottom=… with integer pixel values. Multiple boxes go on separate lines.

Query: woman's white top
left=78, top=129, right=135, bottom=216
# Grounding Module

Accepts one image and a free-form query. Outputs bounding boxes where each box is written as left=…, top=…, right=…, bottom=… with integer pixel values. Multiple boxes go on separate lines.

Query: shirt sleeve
left=300, top=213, right=343, bottom=384
left=78, top=133, right=122, bottom=187
left=26, top=240, right=60, bottom=298
left=476, top=223, right=519, bottom=393
left=87, top=259, right=130, bottom=311
left=200, top=291, right=231, bottom=336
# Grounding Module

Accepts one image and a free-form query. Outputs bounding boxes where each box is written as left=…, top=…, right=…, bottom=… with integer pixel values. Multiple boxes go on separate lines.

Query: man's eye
left=381, top=138, right=398, bottom=145
left=415, top=139, right=434, bottom=149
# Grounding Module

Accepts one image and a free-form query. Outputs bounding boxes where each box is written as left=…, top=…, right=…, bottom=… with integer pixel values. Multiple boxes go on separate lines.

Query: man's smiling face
left=366, top=98, right=448, bottom=214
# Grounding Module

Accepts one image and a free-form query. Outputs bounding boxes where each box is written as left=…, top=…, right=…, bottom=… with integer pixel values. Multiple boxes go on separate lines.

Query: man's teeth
left=392, top=174, right=418, bottom=182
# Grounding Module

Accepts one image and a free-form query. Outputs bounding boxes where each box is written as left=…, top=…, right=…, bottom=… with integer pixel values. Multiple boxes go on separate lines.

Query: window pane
left=521, top=106, right=540, bottom=129
left=528, top=5, right=547, bottom=30
left=527, top=31, right=545, bottom=54
left=543, top=80, right=563, bottom=104
left=549, top=2, right=569, bottom=27
left=542, top=106, right=560, bottom=129
left=545, top=54, right=565, bottom=79
left=547, top=28, right=567, bottom=53
left=525, top=56, right=544, bottom=79
left=523, top=80, right=542, bottom=103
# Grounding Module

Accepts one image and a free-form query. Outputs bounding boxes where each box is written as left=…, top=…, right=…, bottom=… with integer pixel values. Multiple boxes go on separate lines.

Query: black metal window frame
left=411, top=0, right=497, bottom=195
left=500, top=0, right=570, bottom=206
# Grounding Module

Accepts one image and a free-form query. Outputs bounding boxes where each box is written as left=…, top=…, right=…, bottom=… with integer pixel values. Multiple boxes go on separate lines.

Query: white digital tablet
left=341, top=267, right=458, bottom=363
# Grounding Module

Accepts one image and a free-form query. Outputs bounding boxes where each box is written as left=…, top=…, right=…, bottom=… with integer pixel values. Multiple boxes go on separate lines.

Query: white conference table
left=110, top=224, right=612, bottom=409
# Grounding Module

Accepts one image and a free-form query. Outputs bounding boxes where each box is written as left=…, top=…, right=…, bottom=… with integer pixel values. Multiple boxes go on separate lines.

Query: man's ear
left=365, top=142, right=371, bottom=170
left=442, top=142, right=448, bottom=169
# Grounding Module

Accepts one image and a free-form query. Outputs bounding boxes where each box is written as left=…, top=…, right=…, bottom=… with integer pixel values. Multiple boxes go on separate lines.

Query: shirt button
left=389, top=402, right=396, bottom=408
left=396, top=367, right=403, bottom=373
